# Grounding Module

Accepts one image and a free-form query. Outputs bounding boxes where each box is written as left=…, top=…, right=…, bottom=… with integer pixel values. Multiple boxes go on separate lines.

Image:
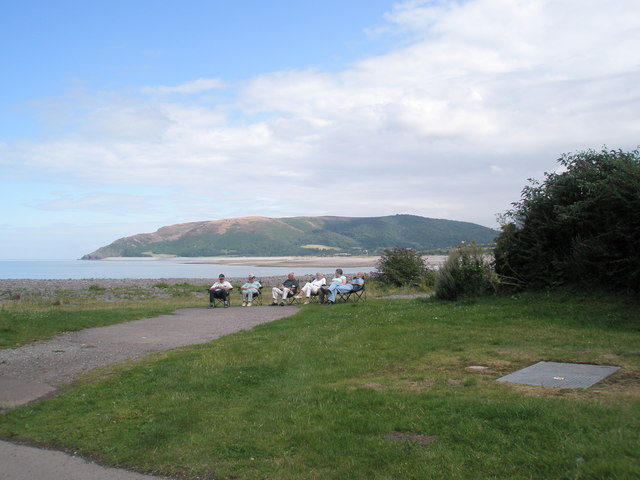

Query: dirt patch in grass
left=397, top=378, right=437, bottom=391
left=382, top=431, right=436, bottom=445
left=360, top=382, right=388, bottom=390
left=592, top=367, right=640, bottom=397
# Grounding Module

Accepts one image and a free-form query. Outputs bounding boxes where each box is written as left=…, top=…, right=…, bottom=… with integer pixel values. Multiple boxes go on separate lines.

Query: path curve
left=0, top=305, right=298, bottom=480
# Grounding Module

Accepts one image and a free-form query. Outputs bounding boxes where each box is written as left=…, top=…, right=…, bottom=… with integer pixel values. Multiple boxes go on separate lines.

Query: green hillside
left=81, top=214, right=497, bottom=259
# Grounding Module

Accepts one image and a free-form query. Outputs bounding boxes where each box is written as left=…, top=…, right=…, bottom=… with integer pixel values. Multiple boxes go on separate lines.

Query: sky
left=1, top=0, right=639, bottom=260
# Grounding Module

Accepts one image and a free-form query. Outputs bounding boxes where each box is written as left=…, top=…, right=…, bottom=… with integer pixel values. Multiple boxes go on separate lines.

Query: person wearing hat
left=209, top=274, right=233, bottom=308
left=240, top=274, right=262, bottom=307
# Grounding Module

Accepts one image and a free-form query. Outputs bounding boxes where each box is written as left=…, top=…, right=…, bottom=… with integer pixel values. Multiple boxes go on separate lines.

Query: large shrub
left=434, top=241, right=494, bottom=300
left=375, top=247, right=433, bottom=288
left=494, top=147, right=640, bottom=292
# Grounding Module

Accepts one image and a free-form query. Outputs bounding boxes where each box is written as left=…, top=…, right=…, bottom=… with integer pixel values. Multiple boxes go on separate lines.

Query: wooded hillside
left=82, top=214, right=497, bottom=259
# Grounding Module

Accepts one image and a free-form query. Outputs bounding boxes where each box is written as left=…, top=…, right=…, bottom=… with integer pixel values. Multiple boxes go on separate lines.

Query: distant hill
left=81, top=215, right=498, bottom=259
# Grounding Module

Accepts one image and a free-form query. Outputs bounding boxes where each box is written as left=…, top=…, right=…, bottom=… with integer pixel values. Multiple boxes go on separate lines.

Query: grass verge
left=1, top=292, right=639, bottom=479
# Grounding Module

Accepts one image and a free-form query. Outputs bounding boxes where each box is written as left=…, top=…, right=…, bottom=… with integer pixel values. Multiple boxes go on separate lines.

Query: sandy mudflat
left=207, top=255, right=448, bottom=267
left=109, top=255, right=448, bottom=268
left=99, top=255, right=381, bottom=267
left=191, top=255, right=381, bottom=267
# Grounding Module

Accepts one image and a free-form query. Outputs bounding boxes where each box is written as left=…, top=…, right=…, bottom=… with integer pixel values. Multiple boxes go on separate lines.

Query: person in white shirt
left=209, top=273, right=233, bottom=308
left=296, top=272, right=326, bottom=304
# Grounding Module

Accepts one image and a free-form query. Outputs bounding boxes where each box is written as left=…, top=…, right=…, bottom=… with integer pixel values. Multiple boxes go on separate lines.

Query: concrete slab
left=496, top=361, right=620, bottom=388
left=0, top=378, right=55, bottom=408
left=0, top=440, right=172, bottom=480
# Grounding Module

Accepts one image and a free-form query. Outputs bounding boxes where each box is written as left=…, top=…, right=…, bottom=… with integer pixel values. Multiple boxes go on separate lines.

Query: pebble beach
left=0, top=272, right=363, bottom=291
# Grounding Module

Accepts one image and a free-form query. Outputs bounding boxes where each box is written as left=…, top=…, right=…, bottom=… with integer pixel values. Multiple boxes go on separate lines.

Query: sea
left=0, top=258, right=369, bottom=280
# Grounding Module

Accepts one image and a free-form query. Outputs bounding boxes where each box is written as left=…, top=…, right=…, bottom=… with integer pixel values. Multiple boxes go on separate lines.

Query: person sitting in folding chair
left=209, top=273, right=233, bottom=308
left=241, top=274, right=261, bottom=307
left=271, top=272, right=299, bottom=306
left=326, top=272, right=365, bottom=305
left=319, top=268, right=346, bottom=303
left=295, top=272, right=326, bottom=304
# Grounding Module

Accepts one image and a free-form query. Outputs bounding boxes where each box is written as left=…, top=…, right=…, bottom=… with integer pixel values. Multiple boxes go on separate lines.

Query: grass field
left=1, top=289, right=639, bottom=479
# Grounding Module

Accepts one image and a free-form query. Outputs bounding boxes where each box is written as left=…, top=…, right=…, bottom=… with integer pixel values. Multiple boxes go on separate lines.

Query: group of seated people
left=207, top=273, right=262, bottom=308
left=208, top=269, right=365, bottom=307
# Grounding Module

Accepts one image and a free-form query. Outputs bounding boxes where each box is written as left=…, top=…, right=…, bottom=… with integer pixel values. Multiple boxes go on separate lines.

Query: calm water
left=0, top=259, right=367, bottom=280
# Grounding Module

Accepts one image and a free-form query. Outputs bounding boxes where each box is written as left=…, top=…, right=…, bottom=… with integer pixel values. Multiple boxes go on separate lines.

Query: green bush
left=494, top=147, right=640, bottom=292
left=374, top=247, right=434, bottom=288
left=435, top=241, right=495, bottom=300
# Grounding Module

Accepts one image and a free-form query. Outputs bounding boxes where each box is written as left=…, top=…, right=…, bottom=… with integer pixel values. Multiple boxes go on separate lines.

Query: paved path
left=0, top=305, right=298, bottom=480
left=0, top=439, right=172, bottom=480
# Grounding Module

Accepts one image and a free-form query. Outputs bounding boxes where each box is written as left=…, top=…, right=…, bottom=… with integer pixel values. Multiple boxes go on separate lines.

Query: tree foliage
left=494, top=147, right=640, bottom=292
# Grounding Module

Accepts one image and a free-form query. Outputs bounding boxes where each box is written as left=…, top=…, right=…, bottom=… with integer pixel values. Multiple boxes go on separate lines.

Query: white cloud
left=3, top=0, right=640, bottom=235
left=33, top=192, right=163, bottom=214
left=141, top=78, right=226, bottom=95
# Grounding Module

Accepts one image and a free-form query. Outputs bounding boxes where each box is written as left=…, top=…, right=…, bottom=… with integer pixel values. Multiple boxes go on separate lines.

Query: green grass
left=1, top=292, right=639, bottom=479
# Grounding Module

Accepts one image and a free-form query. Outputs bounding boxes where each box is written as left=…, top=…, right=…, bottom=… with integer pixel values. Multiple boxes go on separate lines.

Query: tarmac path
left=0, top=305, right=299, bottom=480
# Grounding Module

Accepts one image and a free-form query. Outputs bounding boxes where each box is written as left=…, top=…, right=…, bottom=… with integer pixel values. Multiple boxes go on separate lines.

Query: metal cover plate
left=496, top=361, right=620, bottom=389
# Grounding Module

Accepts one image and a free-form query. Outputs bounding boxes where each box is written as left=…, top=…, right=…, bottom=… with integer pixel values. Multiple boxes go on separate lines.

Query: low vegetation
left=434, top=241, right=495, bottom=300
left=1, top=291, right=639, bottom=480
left=374, top=247, right=436, bottom=289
